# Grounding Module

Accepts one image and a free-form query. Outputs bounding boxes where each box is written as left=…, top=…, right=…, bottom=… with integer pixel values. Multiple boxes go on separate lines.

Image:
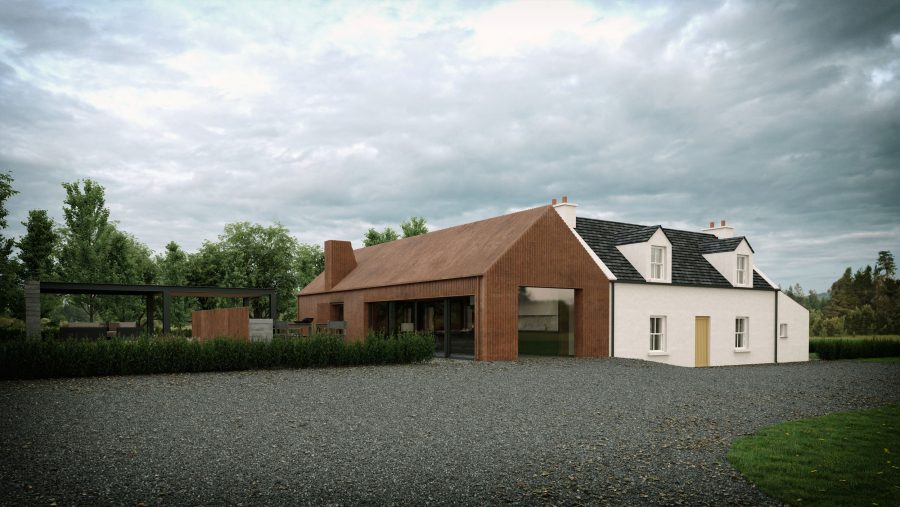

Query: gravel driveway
left=1, top=358, right=898, bottom=506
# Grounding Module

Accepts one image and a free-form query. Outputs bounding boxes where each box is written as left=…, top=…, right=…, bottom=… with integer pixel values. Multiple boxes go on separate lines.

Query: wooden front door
left=695, top=316, right=710, bottom=367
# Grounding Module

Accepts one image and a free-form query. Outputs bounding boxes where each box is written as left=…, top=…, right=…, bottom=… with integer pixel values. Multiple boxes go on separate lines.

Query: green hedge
left=810, top=337, right=900, bottom=360
left=0, top=333, right=434, bottom=379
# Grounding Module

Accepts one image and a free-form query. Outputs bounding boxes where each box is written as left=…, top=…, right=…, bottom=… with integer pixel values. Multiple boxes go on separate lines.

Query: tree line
left=0, top=173, right=427, bottom=328
left=785, top=251, right=899, bottom=336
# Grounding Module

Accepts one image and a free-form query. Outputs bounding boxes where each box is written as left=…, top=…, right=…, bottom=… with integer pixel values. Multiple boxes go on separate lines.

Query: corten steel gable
left=477, top=207, right=609, bottom=360
left=297, top=206, right=611, bottom=361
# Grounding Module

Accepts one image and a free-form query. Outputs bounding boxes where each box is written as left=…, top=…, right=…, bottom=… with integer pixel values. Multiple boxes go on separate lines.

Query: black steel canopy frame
left=25, top=281, right=277, bottom=337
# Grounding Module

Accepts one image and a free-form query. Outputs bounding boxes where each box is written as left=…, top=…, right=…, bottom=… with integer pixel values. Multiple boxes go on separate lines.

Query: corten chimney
left=324, top=240, right=357, bottom=290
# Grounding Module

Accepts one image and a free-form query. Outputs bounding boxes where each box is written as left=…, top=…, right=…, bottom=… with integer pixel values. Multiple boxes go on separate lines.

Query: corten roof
left=300, top=206, right=550, bottom=294
left=575, top=217, right=774, bottom=290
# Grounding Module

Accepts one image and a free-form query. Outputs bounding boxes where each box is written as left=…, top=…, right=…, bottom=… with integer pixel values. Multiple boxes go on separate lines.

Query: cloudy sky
left=1, top=0, right=898, bottom=292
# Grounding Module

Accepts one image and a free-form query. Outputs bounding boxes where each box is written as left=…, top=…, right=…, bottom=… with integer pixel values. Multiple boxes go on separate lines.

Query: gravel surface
left=1, top=357, right=898, bottom=506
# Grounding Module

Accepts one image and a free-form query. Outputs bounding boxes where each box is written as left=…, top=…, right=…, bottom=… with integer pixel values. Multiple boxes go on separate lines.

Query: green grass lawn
left=728, top=405, right=900, bottom=506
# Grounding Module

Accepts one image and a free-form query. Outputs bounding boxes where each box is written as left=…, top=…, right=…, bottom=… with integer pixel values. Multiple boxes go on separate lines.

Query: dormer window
left=736, top=254, right=749, bottom=285
left=651, top=246, right=666, bottom=281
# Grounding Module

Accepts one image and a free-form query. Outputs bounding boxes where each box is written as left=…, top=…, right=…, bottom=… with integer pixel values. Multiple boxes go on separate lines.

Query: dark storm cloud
left=1, top=0, right=898, bottom=291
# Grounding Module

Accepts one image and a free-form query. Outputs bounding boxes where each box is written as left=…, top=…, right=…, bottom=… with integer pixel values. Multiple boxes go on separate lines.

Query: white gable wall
left=702, top=240, right=753, bottom=288
left=615, top=229, right=672, bottom=283
left=777, top=293, right=810, bottom=363
left=613, top=283, right=793, bottom=367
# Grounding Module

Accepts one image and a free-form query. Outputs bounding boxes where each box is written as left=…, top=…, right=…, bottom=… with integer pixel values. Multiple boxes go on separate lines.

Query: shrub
left=0, top=332, right=434, bottom=380
left=810, top=337, right=900, bottom=360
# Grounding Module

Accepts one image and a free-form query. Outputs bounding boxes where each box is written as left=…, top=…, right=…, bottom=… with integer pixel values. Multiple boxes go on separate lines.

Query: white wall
left=777, top=293, right=809, bottom=363
left=613, top=283, right=795, bottom=367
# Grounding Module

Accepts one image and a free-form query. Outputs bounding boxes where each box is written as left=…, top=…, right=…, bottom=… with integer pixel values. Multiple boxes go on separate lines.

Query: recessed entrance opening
left=518, top=287, right=575, bottom=356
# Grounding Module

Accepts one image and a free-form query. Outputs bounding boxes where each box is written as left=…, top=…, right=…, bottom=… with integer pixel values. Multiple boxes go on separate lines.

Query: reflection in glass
left=416, top=299, right=445, bottom=354
left=518, top=287, right=575, bottom=356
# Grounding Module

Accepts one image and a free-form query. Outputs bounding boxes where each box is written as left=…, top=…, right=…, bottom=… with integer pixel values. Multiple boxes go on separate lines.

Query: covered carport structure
left=24, top=281, right=277, bottom=338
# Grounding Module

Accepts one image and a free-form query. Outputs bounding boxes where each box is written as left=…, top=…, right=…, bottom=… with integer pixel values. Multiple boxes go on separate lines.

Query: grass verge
left=0, top=333, right=434, bottom=379
left=728, top=404, right=900, bottom=506
left=857, top=356, right=900, bottom=364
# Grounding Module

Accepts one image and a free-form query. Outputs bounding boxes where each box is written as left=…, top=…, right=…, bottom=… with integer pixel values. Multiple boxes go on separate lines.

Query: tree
left=363, top=227, right=399, bottom=247
left=56, top=180, right=113, bottom=321
left=875, top=251, right=896, bottom=280
left=188, top=222, right=306, bottom=319
left=17, top=210, right=57, bottom=282
left=296, top=244, right=324, bottom=289
left=156, top=241, right=191, bottom=328
left=400, top=216, right=428, bottom=238
left=0, top=172, right=20, bottom=317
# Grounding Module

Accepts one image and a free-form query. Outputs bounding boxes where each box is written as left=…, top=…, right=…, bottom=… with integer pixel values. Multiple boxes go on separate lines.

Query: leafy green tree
left=156, top=241, right=191, bottom=327
left=400, top=216, right=428, bottom=238
left=296, top=244, right=324, bottom=288
left=0, top=172, right=21, bottom=317
left=188, top=222, right=306, bottom=319
left=56, top=179, right=111, bottom=321
left=363, top=227, right=399, bottom=247
left=17, top=210, right=57, bottom=281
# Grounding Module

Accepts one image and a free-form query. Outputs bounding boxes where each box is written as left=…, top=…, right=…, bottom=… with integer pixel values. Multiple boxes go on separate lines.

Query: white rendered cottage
left=554, top=201, right=808, bottom=367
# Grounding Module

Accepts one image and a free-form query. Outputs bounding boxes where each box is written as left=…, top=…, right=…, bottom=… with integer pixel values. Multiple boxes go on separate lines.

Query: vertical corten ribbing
left=297, top=207, right=610, bottom=361
left=324, top=240, right=357, bottom=290
left=480, top=208, right=609, bottom=361
left=191, top=307, right=250, bottom=342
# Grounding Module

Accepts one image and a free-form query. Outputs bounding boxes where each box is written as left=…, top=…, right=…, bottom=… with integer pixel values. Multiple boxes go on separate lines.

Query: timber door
left=695, top=316, right=710, bottom=367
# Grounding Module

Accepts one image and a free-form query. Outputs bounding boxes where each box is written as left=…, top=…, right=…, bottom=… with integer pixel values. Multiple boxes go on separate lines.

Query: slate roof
left=575, top=217, right=775, bottom=290
left=614, top=225, right=667, bottom=246
left=698, top=236, right=754, bottom=254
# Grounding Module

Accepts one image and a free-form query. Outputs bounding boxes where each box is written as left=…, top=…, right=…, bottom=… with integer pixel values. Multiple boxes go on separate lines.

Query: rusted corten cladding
left=297, top=206, right=610, bottom=361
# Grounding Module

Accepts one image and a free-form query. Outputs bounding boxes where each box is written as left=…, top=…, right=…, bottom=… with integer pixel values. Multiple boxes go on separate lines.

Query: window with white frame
left=735, top=317, right=749, bottom=349
left=650, top=316, right=666, bottom=352
left=651, top=246, right=666, bottom=281
left=736, top=255, right=749, bottom=285
left=779, top=323, right=788, bottom=339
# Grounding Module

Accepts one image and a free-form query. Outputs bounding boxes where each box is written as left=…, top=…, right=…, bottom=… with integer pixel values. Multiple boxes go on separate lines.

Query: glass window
left=416, top=299, right=446, bottom=354
left=651, top=246, right=666, bottom=280
left=518, top=287, right=575, bottom=356
left=393, top=301, right=415, bottom=334
left=447, top=297, right=475, bottom=357
left=369, top=302, right=389, bottom=334
left=650, top=316, right=666, bottom=352
left=779, top=323, right=788, bottom=339
left=735, top=317, right=749, bottom=349
left=736, top=255, right=749, bottom=285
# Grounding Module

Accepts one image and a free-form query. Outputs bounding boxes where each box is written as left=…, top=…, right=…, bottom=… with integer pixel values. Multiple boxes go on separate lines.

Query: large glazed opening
left=518, top=287, right=575, bottom=356
left=368, top=296, right=475, bottom=358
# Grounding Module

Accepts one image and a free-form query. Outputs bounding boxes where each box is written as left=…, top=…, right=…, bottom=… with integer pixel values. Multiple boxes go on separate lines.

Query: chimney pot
left=551, top=198, right=557, bottom=205
left=562, top=195, right=568, bottom=203
left=720, top=219, right=726, bottom=227
left=709, top=221, right=715, bottom=228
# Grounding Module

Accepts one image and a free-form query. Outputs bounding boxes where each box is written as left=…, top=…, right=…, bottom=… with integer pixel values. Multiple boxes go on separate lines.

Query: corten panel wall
left=191, top=307, right=250, bottom=342
left=298, top=277, right=479, bottom=341
left=478, top=209, right=609, bottom=361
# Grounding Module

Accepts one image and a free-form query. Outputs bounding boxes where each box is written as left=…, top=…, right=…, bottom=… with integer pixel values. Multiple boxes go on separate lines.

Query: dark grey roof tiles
left=575, top=217, right=775, bottom=290
left=699, top=236, right=754, bottom=254
left=614, top=225, right=665, bottom=245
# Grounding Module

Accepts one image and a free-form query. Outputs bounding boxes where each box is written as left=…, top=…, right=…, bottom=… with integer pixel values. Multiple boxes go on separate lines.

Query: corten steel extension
left=24, top=282, right=276, bottom=338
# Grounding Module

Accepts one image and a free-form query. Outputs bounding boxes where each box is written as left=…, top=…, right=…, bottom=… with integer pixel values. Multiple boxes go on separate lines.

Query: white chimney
left=702, top=219, right=734, bottom=239
left=553, top=195, right=577, bottom=229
